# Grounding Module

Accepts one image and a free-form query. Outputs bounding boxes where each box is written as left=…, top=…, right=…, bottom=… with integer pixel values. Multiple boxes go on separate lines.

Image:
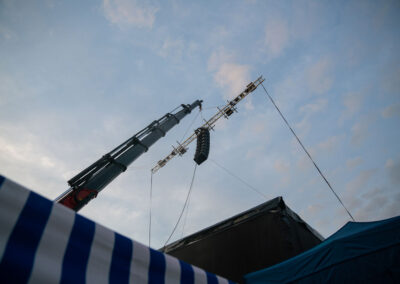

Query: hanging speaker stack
left=194, top=127, right=210, bottom=165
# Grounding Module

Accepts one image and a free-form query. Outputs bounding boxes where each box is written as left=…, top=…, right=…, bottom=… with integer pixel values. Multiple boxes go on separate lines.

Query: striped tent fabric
left=0, top=175, right=234, bottom=284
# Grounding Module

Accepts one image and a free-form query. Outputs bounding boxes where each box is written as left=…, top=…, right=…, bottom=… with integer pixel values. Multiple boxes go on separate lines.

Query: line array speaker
left=194, top=128, right=210, bottom=165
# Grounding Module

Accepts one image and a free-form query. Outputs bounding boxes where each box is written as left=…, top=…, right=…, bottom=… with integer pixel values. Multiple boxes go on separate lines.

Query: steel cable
left=164, top=163, right=198, bottom=247
left=260, top=83, right=355, bottom=221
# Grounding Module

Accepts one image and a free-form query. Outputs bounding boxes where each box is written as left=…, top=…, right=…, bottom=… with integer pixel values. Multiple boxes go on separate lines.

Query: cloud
left=382, top=103, right=400, bottom=118
left=290, top=0, right=324, bottom=40
left=295, top=135, right=342, bottom=172
left=343, top=92, right=363, bottom=116
left=356, top=193, right=389, bottom=220
left=355, top=185, right=400, bottom=221
left=264, top=18, right=290, bottom=59
left=300, top=99, right=328, bottom=114
left=208, top=48, right=251, bottom=99
left=385, top=158, right=400, bottom=185
left=307, top=58, right=333, bottom=95
left=382, top=66, right=400, bottom=94
left=0, top=25, right=16, bottom=40
left=274, top=159, right=290, bottom=174
left=208, top=48, right=235, bottom=70
left=305, top=203, right=323, bottom=215
left=351, top=114, right=376, bottom=146
left=244, top=97, right=255, bottom=110
left=103, top=0, right=158, bottom=29
left=273, top=159, right=291, bottom=187
left=214, top=64, right=250, bottom=99
left=157, top=37, right=185, bottom=60
left=338, top=91, right=365, bottom=124
left=296, top=147, right=316, bottom=172
left=339, top=169, right=379, bottom=220
left=344, top=169, right=376, bottom=198
left=346, top=157, right=363, bottom=170
left=295, top=98, right=328, bottom=137
left=0, top=124, right=70, bottom=199
left=317, top=135, right=342, bottom=152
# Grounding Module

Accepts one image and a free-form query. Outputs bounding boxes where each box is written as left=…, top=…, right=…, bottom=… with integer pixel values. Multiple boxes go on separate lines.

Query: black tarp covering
left=161, top=197, right=323, bottom=283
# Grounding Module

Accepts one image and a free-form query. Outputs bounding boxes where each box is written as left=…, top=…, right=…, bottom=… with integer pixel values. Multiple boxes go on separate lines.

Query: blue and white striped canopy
left=0, top=175, right=233, bottom=284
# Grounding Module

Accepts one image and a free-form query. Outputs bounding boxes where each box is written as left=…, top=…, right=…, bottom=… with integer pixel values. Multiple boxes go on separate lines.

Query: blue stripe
left=0, top=192, right=52, bottom=283
left=179, top=260, right=194, bottom=284
left=206, top=271, right=219, bottom=284
left=109, top=233, right=133, bottom=284
left=0, top=175, right=5, bottom=189
left=61, top=214, right=95, bottom=284
left=148, top=248, right=166, bottom=284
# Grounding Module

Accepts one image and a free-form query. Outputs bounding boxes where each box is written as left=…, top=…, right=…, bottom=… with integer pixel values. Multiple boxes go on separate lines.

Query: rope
left=180, top=178, right=194, bottom=238
left=200, top=110, right=206, bottom=121
left=209, top=158, right=269, bottom=200
left=149, top=171, right=153, bottom=247
left=260, top=83, right=355, bottom=221
left=202, top=105, right=226, bottom=110
left=164, top=163, right=198, bottom=247
left=180, top=109, right=201, bottom=143
left=169, top=105, right=181, bottom=114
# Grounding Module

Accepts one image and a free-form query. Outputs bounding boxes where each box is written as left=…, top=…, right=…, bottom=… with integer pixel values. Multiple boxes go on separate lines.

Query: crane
left=151, top=76, right=264, bottom=173
left=55, top=100, right=203, bottom=211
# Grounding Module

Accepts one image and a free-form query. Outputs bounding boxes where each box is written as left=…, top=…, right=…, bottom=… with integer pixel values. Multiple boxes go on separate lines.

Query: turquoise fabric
left=245, top=216, right=400, bottom=284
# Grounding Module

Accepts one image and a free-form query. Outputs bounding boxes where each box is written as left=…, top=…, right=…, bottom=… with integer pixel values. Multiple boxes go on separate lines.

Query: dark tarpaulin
left=245, top=216, right=400, bottom=284
left=162, top=197, right=323, bottom=283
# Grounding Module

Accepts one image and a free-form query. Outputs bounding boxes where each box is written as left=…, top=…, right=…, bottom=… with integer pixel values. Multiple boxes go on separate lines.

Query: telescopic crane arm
left=151, top=76, right=264, bottom=173
left=55, top=100, right=203, bottom=211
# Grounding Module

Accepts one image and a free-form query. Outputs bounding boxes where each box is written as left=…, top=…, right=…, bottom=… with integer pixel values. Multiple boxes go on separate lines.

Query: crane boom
left=56, top=100, right=203, bottom=211
left=151, top=76, right=264, bottom=173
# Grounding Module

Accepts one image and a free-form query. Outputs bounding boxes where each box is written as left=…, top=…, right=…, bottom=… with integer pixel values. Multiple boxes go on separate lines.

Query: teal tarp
left=245, top=216, right=400, bottom=283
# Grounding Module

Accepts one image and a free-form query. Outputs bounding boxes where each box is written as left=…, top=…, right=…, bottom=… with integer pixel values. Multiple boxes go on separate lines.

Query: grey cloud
left=350, top=114, right=377, bottom=146
left=346, top=157, right=363, bottom=170
left=307, top=57, right=334, bottom=95
left=264, top=18, right=290, bottom=59
left=340, top=92, right=364, bottom=124
left=299, top=99, right=328, bottom=114
left=345, top=169, right=376, bottom=197
left=382, top=103, right=400, bottom=118
left=382, top=65, right=400, bottom=94
left=102, top=0, right=159, bottom=29
left=385, top=158, right=400, bottom=185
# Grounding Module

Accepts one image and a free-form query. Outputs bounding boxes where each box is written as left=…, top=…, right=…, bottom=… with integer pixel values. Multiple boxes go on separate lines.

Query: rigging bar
left=151, top=76, right=264, bottom=173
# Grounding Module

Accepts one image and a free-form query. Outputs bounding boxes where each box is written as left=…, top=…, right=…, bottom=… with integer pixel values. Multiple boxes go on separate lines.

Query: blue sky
left=1, top=0, right=399, bottom=249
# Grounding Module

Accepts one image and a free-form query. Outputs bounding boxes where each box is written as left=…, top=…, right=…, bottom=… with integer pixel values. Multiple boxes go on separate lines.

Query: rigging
left=260, top=82, right=355, bottom=221
left=151, top=76, right=265, bottom=173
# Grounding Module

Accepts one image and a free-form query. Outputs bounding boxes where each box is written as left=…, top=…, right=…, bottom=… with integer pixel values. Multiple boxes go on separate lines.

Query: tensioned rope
left=180, top=179, right=193, bottom=238
left=149, top=109, right=200, bottom=247
left=164, top=163, right=198, bottom=247
left=209, top=158, right=269, bottom=200
left=180, top=109, right=201, bottom=143
left=149, top=171, right=153, bottom=247
left=181, top=193, right=192, bottom=239
left=260, top=83, right=355, bottom=221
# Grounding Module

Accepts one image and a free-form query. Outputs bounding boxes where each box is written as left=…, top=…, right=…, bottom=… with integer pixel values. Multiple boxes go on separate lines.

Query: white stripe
left=164, top=254, right=181, bottom=284
left=86, top=223, right=115, bottom=284
left=216, top=275, right=229, bottom=284
left=129, top=241, right=150, bottom=283
left=28, top=203, right=75, bottom=284
left=0, top=178, right=30, bottom=261
left=193, top=265, right=208, bottom=284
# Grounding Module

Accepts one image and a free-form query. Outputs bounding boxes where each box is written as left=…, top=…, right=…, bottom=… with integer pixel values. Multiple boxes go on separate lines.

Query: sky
left=0, top=0, right=399, bottom=249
